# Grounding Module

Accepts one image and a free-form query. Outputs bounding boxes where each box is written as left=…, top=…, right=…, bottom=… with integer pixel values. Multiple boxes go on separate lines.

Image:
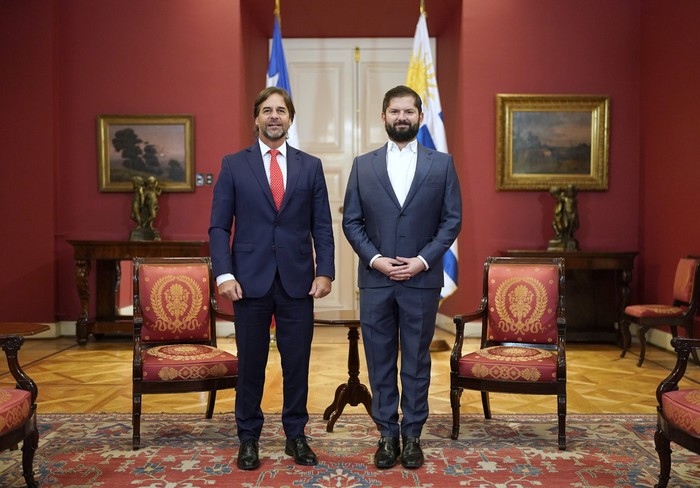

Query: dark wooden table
left=314, top=309, right=373, bottom=432
left=501, top=250, right=638, bottom=344
left=0, top=323, right=50, bottom=337
left=67, top=240, right=208, bottom=345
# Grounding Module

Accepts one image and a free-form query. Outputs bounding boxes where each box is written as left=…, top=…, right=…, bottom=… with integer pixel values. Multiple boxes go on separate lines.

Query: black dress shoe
left=374, top=436, right=400, bottom=469
left=401, top=436, right=424, bottom=468
left=285, top=436, right=318, bottom=466
left=237, top=439, right=260, bottom=470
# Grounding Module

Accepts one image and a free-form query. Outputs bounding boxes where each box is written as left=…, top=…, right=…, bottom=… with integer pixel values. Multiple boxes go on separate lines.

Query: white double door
left=284, top=38, right=425, bottom=311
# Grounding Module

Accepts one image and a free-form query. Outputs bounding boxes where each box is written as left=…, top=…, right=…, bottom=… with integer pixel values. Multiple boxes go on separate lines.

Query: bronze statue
left=548, top=184, right=580, bottom=251
left=129, top=175, right=161, bottom=241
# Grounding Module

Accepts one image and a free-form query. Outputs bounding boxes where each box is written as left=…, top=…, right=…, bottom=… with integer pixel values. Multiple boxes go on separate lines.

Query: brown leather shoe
left=285, top=436, right=318, bottom=466
left=401, top=436, right=424, bottom=468
left=237, top=439, right=260, bottom=470
left=374, top=436, right=400, bottom=469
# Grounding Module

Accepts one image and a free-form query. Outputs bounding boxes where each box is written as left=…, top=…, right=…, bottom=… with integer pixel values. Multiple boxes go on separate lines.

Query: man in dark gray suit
left=342, top=85, right=462, bottom=469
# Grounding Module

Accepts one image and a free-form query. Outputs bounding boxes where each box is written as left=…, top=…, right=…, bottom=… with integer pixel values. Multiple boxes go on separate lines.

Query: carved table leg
left=74, top=258, right=91, bottom=345
left=324, top=324, right=372, bottom=432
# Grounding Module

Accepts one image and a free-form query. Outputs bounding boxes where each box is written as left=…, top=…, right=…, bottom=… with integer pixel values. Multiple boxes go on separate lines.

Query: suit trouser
left=233, top=274, right=314, bottom=441
left=359, top=284, right=440, bottom=438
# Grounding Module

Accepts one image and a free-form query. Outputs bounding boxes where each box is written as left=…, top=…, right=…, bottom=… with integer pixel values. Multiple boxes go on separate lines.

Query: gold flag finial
left=275, top=0, right=281, bottom=26
left=420, top=0, right=426, bottom=17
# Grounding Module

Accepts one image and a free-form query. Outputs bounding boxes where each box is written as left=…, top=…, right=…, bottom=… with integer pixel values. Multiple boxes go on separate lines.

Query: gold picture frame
left=97, top=114, right=194, bottom=192
left=496, top=94, right=610, bottom=191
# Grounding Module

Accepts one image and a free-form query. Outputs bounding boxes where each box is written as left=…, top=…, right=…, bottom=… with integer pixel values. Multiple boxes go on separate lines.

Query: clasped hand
left=374, top=256, right=425, bottom=281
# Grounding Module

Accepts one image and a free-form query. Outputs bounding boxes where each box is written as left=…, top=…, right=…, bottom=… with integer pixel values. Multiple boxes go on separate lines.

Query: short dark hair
left=253, top=86, right=296, bottom=122
left=382, top=85, right=422, bottom=114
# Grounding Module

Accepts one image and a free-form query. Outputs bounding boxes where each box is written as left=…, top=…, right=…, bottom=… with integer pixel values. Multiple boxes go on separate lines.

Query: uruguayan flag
left=266, top=14, right=299, bottom=148
left=406, top=12, right=459, bottom=300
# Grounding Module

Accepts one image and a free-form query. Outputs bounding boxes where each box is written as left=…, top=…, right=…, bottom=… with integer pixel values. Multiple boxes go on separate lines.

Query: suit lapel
left=402, top=144, right=433, bottom=209
left=371, top=144, right=402, bottom=210
left=281, top=143, right=300, bottom=213
left=245, top=143, right=278, bottom=211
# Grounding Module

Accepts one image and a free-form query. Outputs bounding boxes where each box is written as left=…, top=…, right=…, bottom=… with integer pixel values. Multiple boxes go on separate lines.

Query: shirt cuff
left=418, top=255, right=429, bottom=270
left=369, top=254, right=382, bottom=268
left=216, top=273, right=235, bottom=286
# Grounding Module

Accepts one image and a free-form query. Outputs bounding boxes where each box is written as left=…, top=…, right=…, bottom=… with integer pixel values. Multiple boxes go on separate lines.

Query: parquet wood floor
left=2, top=327, right=699, bottom=416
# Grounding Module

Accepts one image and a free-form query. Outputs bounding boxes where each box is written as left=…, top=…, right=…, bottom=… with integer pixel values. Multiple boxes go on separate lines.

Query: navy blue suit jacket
left=342, top=142, right=461, bottom=289
left=209, top=142, right=335, bottom=298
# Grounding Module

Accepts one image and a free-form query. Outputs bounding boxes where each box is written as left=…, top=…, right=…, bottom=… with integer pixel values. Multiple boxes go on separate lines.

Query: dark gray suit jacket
left=342, top=142, right=461, bottom=289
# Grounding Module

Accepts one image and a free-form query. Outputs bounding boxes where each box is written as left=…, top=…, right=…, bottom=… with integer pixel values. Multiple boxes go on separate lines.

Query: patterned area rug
left=0, top=413, right=698, bottom=487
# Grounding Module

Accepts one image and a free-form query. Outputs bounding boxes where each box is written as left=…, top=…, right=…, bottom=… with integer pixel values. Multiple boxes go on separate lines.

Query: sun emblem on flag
left=406, top=50, right=437, bottom=105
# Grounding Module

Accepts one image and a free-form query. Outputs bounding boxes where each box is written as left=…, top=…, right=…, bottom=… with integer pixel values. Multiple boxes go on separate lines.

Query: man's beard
left=261, top=125, right=287, bottom=142
left=385, top=120, right=420, bottom=143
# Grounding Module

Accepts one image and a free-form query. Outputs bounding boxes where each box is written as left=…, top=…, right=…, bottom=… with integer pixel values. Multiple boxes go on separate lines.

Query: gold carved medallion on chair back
left=673, top=258, right=699, bottom=304
left=139, top=263, right=211, bottom=342
left=487, top=263, right=559, bottom=344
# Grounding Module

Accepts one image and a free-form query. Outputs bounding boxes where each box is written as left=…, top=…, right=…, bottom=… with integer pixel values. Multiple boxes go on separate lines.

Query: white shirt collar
left=387, top=139, right=418, bottom=154
left=258, top=139, right=287, bottom=158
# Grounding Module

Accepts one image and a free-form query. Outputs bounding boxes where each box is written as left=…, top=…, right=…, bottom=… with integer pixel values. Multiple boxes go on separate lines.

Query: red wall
left=3, top=0, right=693, bottom=329
left=0, top=1, right=57, bottom=320
left=639, top=1, right=700, bottom=334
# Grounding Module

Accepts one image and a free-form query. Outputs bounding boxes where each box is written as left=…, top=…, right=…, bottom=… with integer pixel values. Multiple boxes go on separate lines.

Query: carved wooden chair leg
left=481, top=391, right=492, bottom=419
left=557, top=393, right=567, bottom=450
left=133, top=394, right=142, bottom=450
left=21, top=420, right=38, bottom=488
left=205, top=391, right=216, bottom=419
left=450, top=387, right=462, bottom=440
left=653, top=427, right=672, bottom=488
left=620, top=318, right=631, bottom=358
left=637, top=326, right=649, bottom=367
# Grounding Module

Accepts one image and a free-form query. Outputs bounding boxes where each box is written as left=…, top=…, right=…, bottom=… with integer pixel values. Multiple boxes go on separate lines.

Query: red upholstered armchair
left=654, top=337, right=700, bottom=488
left=132, top=257, right=238, bottom=450
left=620, top=256, right=700, bottom=367
left=450, top=257, right=567, bottom=450
left=0, top=335, right=38, bottom=487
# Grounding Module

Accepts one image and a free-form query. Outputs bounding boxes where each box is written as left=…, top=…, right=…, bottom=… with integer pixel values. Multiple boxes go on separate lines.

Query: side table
left=314, top=310, right=373, bottom=432
left=0, top=323, right=51, bottom=337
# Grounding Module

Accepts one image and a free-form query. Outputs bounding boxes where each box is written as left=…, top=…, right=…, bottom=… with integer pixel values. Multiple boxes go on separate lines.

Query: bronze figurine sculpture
left=129, top=175, right=162, bottom=241
left=548, top=184, right=579, bottom=251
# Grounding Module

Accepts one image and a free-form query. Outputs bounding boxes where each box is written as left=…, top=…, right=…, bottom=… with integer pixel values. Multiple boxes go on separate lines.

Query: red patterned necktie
left=269, top=149, right=284, bottom=210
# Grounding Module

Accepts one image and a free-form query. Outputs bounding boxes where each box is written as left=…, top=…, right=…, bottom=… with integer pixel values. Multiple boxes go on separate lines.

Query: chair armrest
left=0, top=335, right=38, bottom=403
left=211, top=295, right=235, bottom=322
left=656, top=337, right=700, bottom=405
left=451, top=298, right=487, bottom=371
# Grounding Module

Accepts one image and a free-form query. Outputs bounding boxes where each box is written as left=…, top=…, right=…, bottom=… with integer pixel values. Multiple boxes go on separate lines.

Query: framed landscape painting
left=97, top=114, right=194, bottom=192
left=495, top=95, right=610, bottom=191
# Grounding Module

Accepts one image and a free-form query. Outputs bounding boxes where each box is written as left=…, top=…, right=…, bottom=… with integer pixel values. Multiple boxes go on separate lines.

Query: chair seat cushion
left=0, top=388, right=32, bottom=435
left=458, top=346, right=557, bottom=382
left=662, top=389, right=700, bottom=437
left=625, top=304, right=685, bottom=318
left=142, top=344, right=238, bottom=381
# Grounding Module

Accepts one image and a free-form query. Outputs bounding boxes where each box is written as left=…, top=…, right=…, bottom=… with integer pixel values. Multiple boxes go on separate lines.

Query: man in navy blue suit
left=209, top=87, right=335, bottom=470
left=343, top=85, right=462, bottom=469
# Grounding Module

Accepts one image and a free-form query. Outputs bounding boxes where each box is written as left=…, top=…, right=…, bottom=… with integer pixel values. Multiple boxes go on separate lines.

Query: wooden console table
left=67, top=240, right=208, bottom=345
left=501, top=250, right=638, bottom=344
left=314, top=310, right=373, bottom=432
